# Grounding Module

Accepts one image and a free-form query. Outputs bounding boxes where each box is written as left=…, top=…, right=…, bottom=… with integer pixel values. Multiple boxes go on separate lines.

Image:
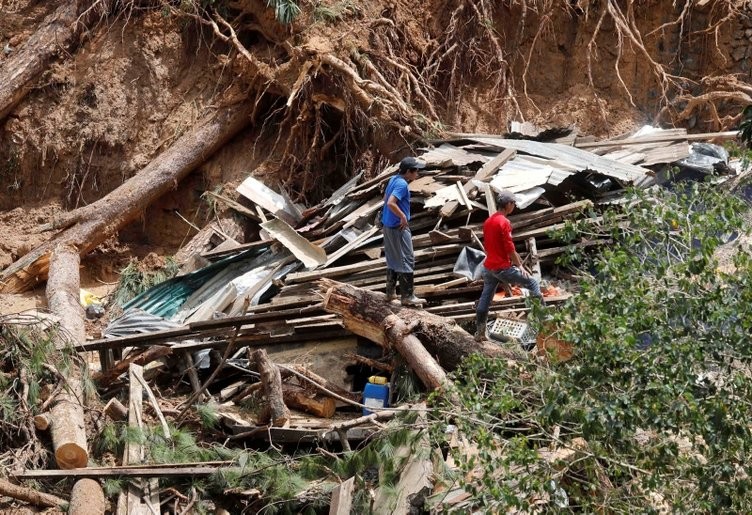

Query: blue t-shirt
left=381, top=175, right=410, bottom=228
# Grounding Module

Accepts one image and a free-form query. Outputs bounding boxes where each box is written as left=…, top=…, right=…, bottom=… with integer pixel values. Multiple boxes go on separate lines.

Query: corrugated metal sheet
left=466, top=137, right=652, bottom=182
left=105, top=307, right=181, bottom=339
left=419, top=143, right=490, bottom=166
left=123, top=246, right=270, bottom=319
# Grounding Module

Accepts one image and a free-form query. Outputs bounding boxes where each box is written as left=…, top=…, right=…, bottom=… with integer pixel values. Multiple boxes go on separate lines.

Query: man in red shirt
left=475, top=190, right=542, bottom=342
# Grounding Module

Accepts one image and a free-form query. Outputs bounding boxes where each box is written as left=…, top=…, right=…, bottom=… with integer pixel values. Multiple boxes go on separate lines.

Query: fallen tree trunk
left=46, top=244, right=88, bottom=470
left=0, top=478, right=67, bottom=509
left=0, top=1, right=94, bottom=121
left=253, top=349, right=290, bottom=427
left=1, top=101, right=254, bottom=293
left=383, top=315, right=451, bottom=391
left=320, top=279, right=523, bottom=371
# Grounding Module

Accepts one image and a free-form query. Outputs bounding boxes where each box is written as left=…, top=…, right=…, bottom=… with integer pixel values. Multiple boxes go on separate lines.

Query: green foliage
left=102, top=478, right=124, bottom=497
left=148, top=425, right=238, bottom=464
left=725, top=140, right=752, bottom=172
left=428, top=183, right=752, bottom=512
left=391, top=360, right=421, bottom=405
left=94, top=422, right=124, bottom=456
left=0, top=391, right=16, bottom=423
left=195, top=402, right=220, bottom=430
left=267, top=0, right=301, bottom=24
left=313, top=0, right=360, bottom=23
left=113, top=257, right=179, bottom=306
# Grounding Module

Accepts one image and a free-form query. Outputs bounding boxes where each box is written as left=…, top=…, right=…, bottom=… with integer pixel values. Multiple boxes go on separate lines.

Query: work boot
left=474, top=313, right=488, bottom=342
left=385, top=269, right=397, bottom=302
left=399, top=273, right=426, bottom=307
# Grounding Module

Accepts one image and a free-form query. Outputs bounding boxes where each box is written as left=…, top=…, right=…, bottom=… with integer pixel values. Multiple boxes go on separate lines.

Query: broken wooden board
left=260, top=218, right=327, bottom=269
left=329, top=477, right=355, bottom=515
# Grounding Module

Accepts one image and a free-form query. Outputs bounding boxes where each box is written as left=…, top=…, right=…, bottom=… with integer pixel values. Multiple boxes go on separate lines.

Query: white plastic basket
left=488, top=317, right=536, bottom=344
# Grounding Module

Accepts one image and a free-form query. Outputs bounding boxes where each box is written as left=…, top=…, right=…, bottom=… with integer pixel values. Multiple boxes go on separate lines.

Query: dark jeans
left=476, top=265, right=542, bottom=319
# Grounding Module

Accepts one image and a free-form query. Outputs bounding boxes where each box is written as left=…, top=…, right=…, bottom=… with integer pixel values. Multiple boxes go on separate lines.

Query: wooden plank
left=204, top=190, right=261, bottom=221
left=408, top=176, right=444, bottom=195
left=475, top=148, right=516, bottom=181
left=329, top=477, right=355, bottom=515
left=440, top=200, right=460, bottom=217
left=456, top=181, right=472, bottom=209
left=286, top=244, right=463, bottom=284
left=526, top=237, right=541, bottom=281
left=640, top=142, right=691, bottom=166
left=117, top=364, right=158, bottom=515
left=466, top=137, right=652, bottom=182
left=415, top=277, right=469, bottom=295
left=321, top=226, right=380, bottom=268
left=15, top=466, right=233, bottom=479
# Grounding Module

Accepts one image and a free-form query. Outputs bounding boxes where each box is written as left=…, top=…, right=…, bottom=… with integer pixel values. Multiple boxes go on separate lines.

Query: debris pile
left=0, top=126, right=742, bottom=512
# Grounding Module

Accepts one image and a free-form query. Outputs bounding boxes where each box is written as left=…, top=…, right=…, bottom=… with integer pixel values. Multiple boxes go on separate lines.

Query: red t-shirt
left=483, top=212, right=516, bottom=270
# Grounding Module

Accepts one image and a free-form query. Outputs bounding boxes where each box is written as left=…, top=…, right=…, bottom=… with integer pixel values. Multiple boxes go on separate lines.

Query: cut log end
left=55, top=442, right=88, bottom=469
left=33, top=413, right=51, bottom=431
left=69, top=478, right=105, bottom=515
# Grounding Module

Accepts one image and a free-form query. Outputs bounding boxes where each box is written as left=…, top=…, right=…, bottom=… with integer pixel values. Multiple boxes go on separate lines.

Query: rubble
left=0, top=126, right=743, bottom=512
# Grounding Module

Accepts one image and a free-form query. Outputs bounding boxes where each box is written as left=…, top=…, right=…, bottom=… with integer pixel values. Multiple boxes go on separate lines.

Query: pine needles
left=113, top=256, right=179, bottom=306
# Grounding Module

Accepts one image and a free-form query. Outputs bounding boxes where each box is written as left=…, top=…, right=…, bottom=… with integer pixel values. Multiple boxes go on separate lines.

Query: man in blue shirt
left=382, top=156, right=426, bottom=306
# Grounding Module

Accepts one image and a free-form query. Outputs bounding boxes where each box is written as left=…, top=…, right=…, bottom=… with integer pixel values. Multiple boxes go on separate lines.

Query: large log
left=320, top=279, right=522, bottom=371
left=383, top=314, right=451, bottom=391
left=0, top=1, right=93, bottom=120
left=1, top=101, right=254, bottom=293
left=46, top=244, right=88, bottom=470
left=69, top=479, right=106, bottom=515
left=253, top=349, right=290, bottom=427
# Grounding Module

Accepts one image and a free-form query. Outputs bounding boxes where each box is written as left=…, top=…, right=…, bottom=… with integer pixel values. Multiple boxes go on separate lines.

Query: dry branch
left=0, top=478, right=67, bottom=509
left=93, top=345, right=172, bottom=386
left=253, top=349, right=290, bottom=427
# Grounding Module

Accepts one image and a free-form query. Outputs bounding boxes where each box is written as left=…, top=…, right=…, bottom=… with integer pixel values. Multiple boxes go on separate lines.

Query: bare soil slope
left=0, top=0, right=751, bottom=306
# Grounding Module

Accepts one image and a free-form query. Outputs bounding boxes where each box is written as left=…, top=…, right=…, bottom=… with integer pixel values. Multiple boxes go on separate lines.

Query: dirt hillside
left=0, top=0, right=751, bottom=308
